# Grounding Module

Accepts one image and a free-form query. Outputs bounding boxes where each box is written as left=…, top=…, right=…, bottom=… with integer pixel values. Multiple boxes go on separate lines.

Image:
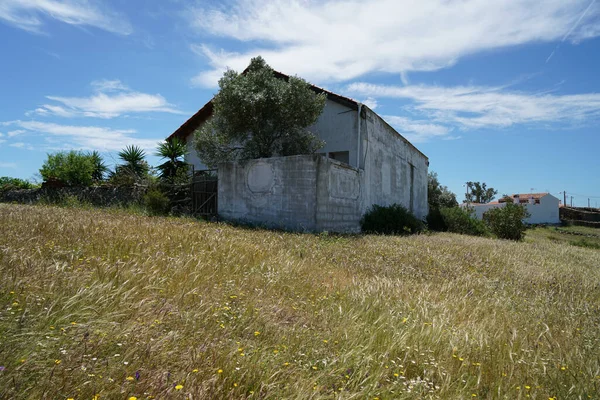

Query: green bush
left=0, top=177, right=34, bottom=193
left=440, top=206, right=489, bottom=237
left=143, top=188, right=170, bottom=216
left=483, top=203, right=530, bottom=241
left=426, top=208, right=447, bottom=231
left=360, top=204, right=424, bottom=235
left=39, top=151, right=96, bottom=186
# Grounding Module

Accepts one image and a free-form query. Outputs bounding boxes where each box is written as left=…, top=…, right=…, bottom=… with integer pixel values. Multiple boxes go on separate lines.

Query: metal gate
left=192, top=170, right=218, bottom=217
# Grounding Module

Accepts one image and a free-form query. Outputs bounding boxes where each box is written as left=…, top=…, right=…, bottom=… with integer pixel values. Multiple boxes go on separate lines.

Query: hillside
left=1, top=204, right=599, bottom=399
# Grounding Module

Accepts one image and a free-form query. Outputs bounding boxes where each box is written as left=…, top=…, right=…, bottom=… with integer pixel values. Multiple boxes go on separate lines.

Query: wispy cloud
left=546, top=0, right=597, bottom=63
left=7, top=130, right=25, bottom=137
left=382, top=116, right=451, bottom=143
left=347, top=82, right=600, bottom=139
left=0, top=0, right=132, bottom=35
left=30, top=80, right=182, bottom=119
left=188, top=0, right=600, bottom=87
left=0, top=162, right=17, bottom=169
left=4, top=120, right=161, bottom=151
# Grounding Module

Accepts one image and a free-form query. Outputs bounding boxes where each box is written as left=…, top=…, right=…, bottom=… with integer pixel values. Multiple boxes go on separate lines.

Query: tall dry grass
left=0, top=204, right=599, bottom=399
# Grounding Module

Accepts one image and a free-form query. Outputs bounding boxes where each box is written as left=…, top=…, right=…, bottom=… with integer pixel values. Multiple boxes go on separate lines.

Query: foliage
left=110, top=145, right=151, bottom=185
left=194, top=56, right=326, bottom=167
left=155, top=138, right=189, bottom=184
left=483, top=203, right=530, bottom=241
left=39, top=151, right=96, bottom=186
left=360, top=204, right=424, bottom=235
left=0, top=177, right=34, bottom=193
left=464, top=181, right=498, bottom=204
left=427, top=172, right=458, bottom=231
left=440, top=206, right=490, bottom=236
left=1, top=204, right=599, bottom=399
left=428, top=172, right=458, bottom=210
left=89, top=151, right=109, bottom=182
left=143, top=187, right=170, bottom=215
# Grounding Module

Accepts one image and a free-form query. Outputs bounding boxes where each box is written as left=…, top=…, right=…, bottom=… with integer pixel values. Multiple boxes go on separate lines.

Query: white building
left=466, top=193, right=560, bottom=224
left=167, top=69, right=429, bottom=232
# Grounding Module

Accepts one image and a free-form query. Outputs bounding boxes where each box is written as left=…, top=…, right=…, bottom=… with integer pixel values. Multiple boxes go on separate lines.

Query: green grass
left=1, top=204, right=599, bottom=399
left=526, top=225, right=600, bottom=250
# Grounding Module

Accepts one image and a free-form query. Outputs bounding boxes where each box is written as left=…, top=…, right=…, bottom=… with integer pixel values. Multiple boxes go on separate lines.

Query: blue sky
left=0, top=0, right=599, bottom=206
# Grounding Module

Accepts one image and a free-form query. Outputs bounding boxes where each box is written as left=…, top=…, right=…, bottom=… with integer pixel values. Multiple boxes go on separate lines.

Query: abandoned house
left=167, top=70, right=429, bottom=232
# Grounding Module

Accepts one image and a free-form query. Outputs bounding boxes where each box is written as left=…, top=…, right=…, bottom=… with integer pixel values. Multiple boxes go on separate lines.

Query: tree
left=155, top=138, right=188, bottom=183
left=483, top=202, right=530, bottom=241
left=426, top=172, right=458, bottom=231
left=464, top=181, right=498, bottom=204
left=194, top=56, right=327, bottom=167
left=89, top=151, right=108, bottom=182
left=428, top=172, right=458, bottom=210
left=39, top=151, right=96, bottom=186
left=109, top=145, right=151, bottom=185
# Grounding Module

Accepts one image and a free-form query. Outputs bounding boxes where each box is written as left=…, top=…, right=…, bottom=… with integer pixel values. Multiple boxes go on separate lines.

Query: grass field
left=1, top=204, right=599, bottom=399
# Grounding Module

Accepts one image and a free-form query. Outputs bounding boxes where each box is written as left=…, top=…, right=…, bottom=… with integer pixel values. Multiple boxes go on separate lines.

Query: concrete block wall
left=218, top=155, right=320, bottom=231
left=218, top=155, right=363, bottom=232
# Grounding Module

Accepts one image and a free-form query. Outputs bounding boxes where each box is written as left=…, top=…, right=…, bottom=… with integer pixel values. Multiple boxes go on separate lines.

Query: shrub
left=143, top=188, right=170, bottom=216
left=360, top=204, right=424, bottom=235
left=440, top=206, right=489, bottom=237
left=483, top=203, right=530, bottom=241
left=426, top=208, right=447, bottom=231
left=0, top=177, right=34, bottom=193
left=39, top=151, right=96, bottom=186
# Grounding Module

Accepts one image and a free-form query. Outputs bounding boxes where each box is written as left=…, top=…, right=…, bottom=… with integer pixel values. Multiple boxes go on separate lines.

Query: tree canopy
left=428, top=172, right=458, bottom=210
left=194, top=56, right=327, bottom=167
left=464, top=181, right=498, bottom=204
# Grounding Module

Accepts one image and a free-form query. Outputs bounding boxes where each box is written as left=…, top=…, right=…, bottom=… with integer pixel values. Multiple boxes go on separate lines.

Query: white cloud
left=362, top=97, right=378, bottom=110
left=0, top=162, right=17, bottom=169
left=31, top=80, right=182, bottom=119
left=382, top=115, right=451, bottom=143
left=5, top=120, right=161, bottom=151
left=188, top=0, right=600, bottom=86
left=0, top=0, right=132, bottom=35
left=7, top=130, right=26, bottom=137
left=9, top=142, right=28, bottom=149
left=347, top=82, right=600, bottom=133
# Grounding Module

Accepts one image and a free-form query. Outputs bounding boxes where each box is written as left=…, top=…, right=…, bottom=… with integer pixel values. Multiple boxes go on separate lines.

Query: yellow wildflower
left=126, top=376, right=135, bottom=381
left=254, top=331, right=260, bottom=336
left=217, top=369, right=223, bottom=374
left=312, top=366, right=318, bottom=370
left=54, top=360, right=61, bottom=365
left=175, top=384, right=183, bottom=390
left=192, top=369, right=199, bottom=373
left=129, top=397, right=137, bottom=400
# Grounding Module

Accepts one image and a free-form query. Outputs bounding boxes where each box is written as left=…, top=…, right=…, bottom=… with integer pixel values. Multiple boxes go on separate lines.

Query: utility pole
left=588, top=198, right=591, bottom=208
left=570, top=196, right=573, bottom=207
left=564, top=191, right=567, bottom=207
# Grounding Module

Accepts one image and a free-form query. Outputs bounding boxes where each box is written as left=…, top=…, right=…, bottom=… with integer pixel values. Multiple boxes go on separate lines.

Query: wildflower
left=283, top=362, right=290, bottom=366
left=175, top=384, right=183, bottom=390
left=55, top=360, right=61, bottom=365
left=71, top=322, right=77, bottom=326
left=126, top=376, right=135, bottom=381
left=472, top=362, right=481, bottom=366
left=67, top=398, right=74, bottom=400
left=0, top=366, right=5, bottom=372
left=192, top=369, right=199, bottom=373
left=217, top=369, right=223, bottom=374
left=12, top=302, right=19, bottom=306
left=560, top=366, right=567, bottom=371
left=240, top=353, right=245, bottom=357
left=129, top=397, right=137, bottom=400
left=135, top=371, right=140, bottom=380
left=312, top=366, right=318, bottom=370
left=525, top=386, right=531, bottom=390
left=254, top=331, right=260, bottom=336
left=458, top=357, right=464, bottom=361
left=323, top=340, right=328, bottom=343
left=472, top=395, right=477, bottom=397
left=273, top=349, right=279, bottom=354
left=394, top=373, right=399, bottom=377
left=92, top=395, right=100, bottom=400
left=233, top=383, right=238, bottom=387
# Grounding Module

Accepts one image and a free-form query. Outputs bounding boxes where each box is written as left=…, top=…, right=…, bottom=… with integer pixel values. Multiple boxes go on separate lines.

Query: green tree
left=465, top=181, right=498, bottom=204
left=483, top=203, right=530, bottom=241
left=110, top=145, right=151, bottom=185
left=39, top=151, right=96, bottom=186
left=155, top=138, right=188, bottom=183
left=194, top=56, right=327, bottom=167
left=428, top=172, right=458, bottom=210
left=0, top=177, right=34, bottom=193
left=89, top=151, right=108, bottom=182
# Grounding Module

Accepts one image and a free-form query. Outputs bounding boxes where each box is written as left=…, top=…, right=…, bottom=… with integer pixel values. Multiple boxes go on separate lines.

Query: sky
left=0, top=0, right=599, bottom=206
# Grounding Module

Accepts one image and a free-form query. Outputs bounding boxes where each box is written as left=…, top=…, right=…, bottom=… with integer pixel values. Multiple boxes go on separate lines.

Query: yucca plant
left=155, top=138, right=188, bottom=183
left=89, top=151, right=108, bottom=182
left=117, top=145, right=149, bottom=178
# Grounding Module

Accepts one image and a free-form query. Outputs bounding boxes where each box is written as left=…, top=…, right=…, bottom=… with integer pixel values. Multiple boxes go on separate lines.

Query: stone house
left=167, top=70, right=429, bottom=232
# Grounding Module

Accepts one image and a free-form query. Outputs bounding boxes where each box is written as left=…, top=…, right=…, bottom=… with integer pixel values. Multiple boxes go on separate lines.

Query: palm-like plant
left=155, top=138, right=188, bottom=183
left=89, top=151, right=108, bottom=182
left=118, top=145, right=149, bottom=178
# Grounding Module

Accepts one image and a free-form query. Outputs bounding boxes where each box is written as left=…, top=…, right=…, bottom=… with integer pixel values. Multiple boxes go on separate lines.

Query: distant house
left=167, top=68, right=429, bottom=232
left=466, top=193, right=560, bottom=224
